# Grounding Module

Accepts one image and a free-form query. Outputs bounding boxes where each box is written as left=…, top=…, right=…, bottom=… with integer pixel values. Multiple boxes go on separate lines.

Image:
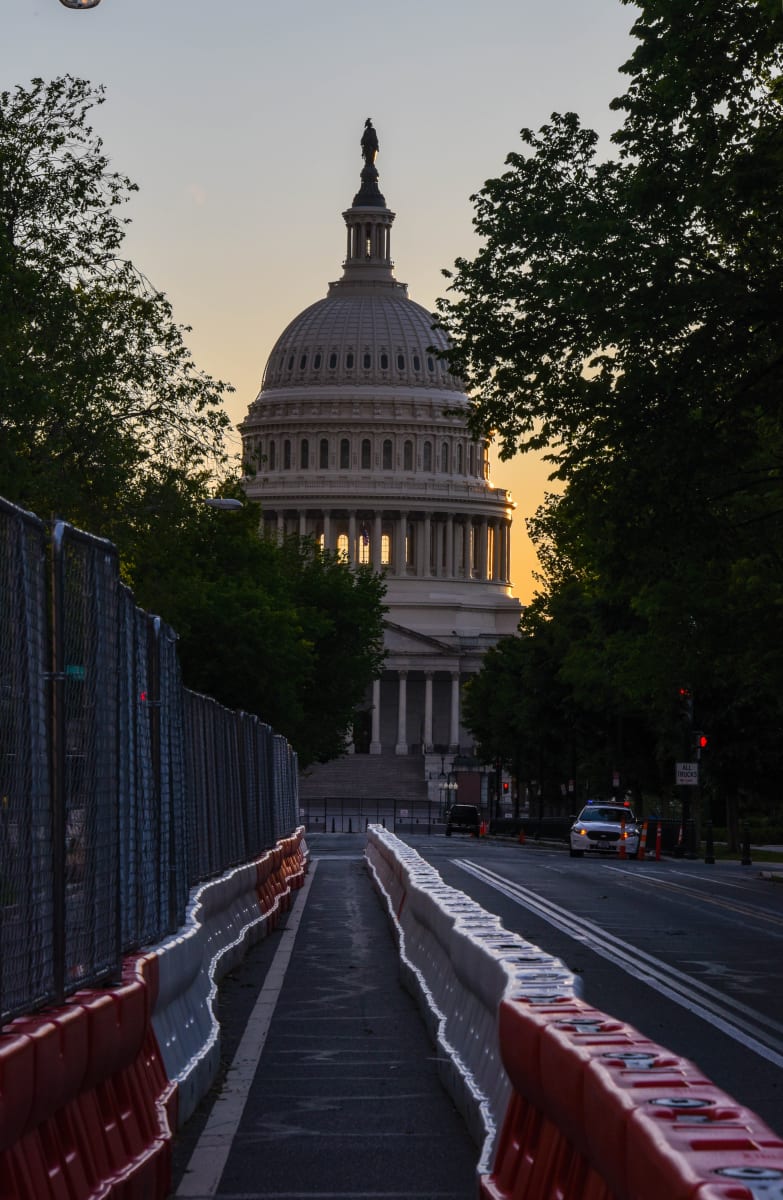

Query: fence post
left=49, top=522, right=67, bottom=1007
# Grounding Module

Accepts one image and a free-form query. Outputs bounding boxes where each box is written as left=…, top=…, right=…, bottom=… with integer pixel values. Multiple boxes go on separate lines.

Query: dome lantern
left=334, top=119, right=402, bottom=295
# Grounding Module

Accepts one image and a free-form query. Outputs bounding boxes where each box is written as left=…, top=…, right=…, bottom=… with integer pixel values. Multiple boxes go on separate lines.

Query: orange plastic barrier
left=481, top=996, right=783, bottom=1200
left=0, top=955, right=176, bottom=1200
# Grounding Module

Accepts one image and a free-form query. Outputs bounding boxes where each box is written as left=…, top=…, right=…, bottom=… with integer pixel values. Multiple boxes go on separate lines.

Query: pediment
left=383, top=619, right=454, bottom=654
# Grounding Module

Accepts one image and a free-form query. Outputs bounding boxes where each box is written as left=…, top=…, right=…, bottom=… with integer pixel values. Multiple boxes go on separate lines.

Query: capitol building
left=240, top=122, right=521, bottom=807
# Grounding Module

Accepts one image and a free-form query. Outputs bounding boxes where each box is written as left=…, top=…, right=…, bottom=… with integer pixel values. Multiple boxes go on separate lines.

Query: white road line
left=175, top=865, right=317, bottom=1199
left=455, top=859, right=783, bottom=1069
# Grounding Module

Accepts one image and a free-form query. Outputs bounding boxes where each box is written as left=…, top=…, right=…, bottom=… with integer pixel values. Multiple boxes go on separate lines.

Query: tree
left=132, top=507, right=387, bottom=767
left=437, top=0, right=783, bottom=818
left=0, top=76, right=388, bottom=767
left=0, top=76, right=232, bottom=539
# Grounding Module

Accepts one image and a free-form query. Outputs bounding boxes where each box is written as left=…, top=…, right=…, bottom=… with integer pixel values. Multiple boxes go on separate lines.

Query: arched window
left=283, top=439, right=291, bottom=470
left=440, top=442, right=449, bottom=473
left=361, top=439, right=372, bottom=470
left=423, top=440, right=432, bottom=472
left=382, top=439, right=393, bottom=470
left=300, top=439, right=309, bottom=469
left=313, top=352, right=322, bottom=370
left=337, top=532, right=349, bottom=559
left=482, top=444, right=490, bottom=480
left=340, top=438, right=350, bottom=469
left=319, top=438, right=329, bottom=469
left=299, top=353, right=307, bottom=370
left=397, top=354, right=405, bottom=370
left=457, top=443, right=463, bottom=474
left=287, top=355, right=294, bottom=370
left=380, top=352, right=389, bottom=370
left=427, top=355, right=435, bottom=371
left=413, top=354, right=421, bottom=371
left=346, top=352, right=354, bottom=369
left=403, top=440, right=413, bottom=471
left=359, top=525, right=370, bottom=564
left=269, top=440, right=276, bottom=470
left=381, top=533, right=391, bottom=566
left=363, top=352, right=372, bottom=369
left=468, top=444, right=475, bottom=476
left=329, top=352, right=338, bottom=369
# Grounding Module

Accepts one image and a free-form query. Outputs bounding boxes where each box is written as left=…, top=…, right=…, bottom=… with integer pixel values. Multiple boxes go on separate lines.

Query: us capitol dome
left=240, top=120, right=521, bottom=805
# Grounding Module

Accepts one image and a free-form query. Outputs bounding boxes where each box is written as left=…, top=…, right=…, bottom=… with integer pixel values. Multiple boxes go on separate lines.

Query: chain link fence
left=0, top=497, right=299, bottom=1025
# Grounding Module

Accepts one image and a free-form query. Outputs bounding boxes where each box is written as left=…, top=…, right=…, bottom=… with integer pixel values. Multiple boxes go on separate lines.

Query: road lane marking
left=176, top=864, right=317, bottom=1198
left=604, top=865, right=783, bottom=928
left=454, top=859, right=783, bottom=1070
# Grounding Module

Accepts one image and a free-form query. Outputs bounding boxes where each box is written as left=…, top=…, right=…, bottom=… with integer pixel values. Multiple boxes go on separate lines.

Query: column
left=478, top=518, right=488, bottom=579
left=299, top=509, right=308, bottom=537
left=349, top=511, right=357, bottom=565
left=422, top=514, right=432, bottom=577
left=373, top=511, right=383, bottom=568
left=395, top=671, right=408, bottom=755
left=370, top=678, right=382, bottom=755
left=277, top=511, right=286, bottom=539
left=397, top=512, right=408, bottom=576
left=492, top=520, right=502, bottom=581
left=449, top=672, right=460, bottom=751
left=423, top=673, right=433, bottom=752
left=446, top=515, right=455, bottom=578
left=464, top=519, right=473, bottom=580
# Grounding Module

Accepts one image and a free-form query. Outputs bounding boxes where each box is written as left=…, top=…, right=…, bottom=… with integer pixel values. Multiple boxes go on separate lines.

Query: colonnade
left=264, top=507, right=512, bottom=583
left=367, top=669, right=463, bottom=755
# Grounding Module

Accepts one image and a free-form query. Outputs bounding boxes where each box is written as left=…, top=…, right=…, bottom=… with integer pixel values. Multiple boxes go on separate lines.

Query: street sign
left=676, top=762, right=699, bottom=786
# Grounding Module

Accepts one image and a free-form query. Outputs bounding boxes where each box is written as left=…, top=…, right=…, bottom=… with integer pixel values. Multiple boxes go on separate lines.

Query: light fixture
left=59, top=0, right=102, bottom=9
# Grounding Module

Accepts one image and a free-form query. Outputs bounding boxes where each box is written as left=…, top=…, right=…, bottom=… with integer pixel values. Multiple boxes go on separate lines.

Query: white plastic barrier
left=152, top=829, right=307, bottom=1126
left=365, top=827, right=581, bottom=1173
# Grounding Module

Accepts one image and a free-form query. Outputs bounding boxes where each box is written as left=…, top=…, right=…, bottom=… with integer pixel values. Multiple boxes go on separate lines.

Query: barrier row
left=0, top=830, right=308, bottom=1200
left=485, top=995, right=783, bottom=1200
left=365, top=828, right=783, bottom=1200
left=365, top=827, right=582, bottom=1171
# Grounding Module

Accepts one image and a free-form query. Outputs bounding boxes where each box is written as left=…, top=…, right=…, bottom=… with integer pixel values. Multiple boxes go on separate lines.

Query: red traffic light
left=698, top=734, right=708, bottom=750
left=502, top=781, right=509, bottom=793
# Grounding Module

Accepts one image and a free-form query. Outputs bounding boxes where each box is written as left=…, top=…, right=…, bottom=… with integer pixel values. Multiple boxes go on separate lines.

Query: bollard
left=741, top=824, right=752, bottom=865
left=331, top=817, right=335, bottom=833
left=348, top=817, right=353, bottom=833
left=704, top=819, right=715, bottom=865
left=382, top=817, right=386, bottom=828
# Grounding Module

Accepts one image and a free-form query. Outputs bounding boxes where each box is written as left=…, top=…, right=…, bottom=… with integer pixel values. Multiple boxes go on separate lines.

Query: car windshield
left=579, top=807, right=635, bottom=824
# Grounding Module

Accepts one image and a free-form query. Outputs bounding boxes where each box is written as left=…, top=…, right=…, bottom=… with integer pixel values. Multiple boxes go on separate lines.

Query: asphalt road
left=401, top=831, right=783, bottom=1138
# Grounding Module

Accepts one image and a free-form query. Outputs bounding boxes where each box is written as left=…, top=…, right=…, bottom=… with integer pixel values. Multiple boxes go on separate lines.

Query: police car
left=569, top=801, right=640, bottom=857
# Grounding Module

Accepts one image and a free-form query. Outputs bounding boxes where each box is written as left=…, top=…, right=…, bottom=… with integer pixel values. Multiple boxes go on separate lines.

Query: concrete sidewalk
left=171, top=840, right=479, bottom=1199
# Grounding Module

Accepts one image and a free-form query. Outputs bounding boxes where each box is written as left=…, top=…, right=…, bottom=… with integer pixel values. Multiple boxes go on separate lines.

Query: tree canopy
left=0, top=76, right=386, bottom=765
left=438, top=0, right=783, bottom=828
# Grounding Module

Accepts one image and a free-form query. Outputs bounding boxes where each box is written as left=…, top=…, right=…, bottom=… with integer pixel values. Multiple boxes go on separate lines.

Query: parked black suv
left=445, top=804, right=481, bottom=837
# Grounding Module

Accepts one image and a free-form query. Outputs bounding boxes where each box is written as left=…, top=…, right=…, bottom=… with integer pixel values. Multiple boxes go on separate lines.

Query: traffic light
left=502, top=781, right=509, bottom=794
left=678, top=686, right=694, bottom=723
left=693, top=732, right=709, bottom=758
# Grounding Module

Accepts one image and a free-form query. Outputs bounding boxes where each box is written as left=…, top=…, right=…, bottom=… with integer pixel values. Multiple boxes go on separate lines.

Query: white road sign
left=676, top=762, right=699, bottom=786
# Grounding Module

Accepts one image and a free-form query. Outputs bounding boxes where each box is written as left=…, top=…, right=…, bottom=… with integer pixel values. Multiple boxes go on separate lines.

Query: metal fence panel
left=0, top=499, right=54, bottom=1022
left=52, top=522, right=121, bottom=996
left=1, top=499, right=300, bottom=1022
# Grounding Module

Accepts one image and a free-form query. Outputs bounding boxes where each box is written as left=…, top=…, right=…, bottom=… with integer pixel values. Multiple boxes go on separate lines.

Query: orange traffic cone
left=637, top=820, right=649, bottom=860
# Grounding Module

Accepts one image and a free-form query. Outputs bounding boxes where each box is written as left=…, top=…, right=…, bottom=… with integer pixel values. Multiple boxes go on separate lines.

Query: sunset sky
left=4, top=0, right=639, bottom=602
